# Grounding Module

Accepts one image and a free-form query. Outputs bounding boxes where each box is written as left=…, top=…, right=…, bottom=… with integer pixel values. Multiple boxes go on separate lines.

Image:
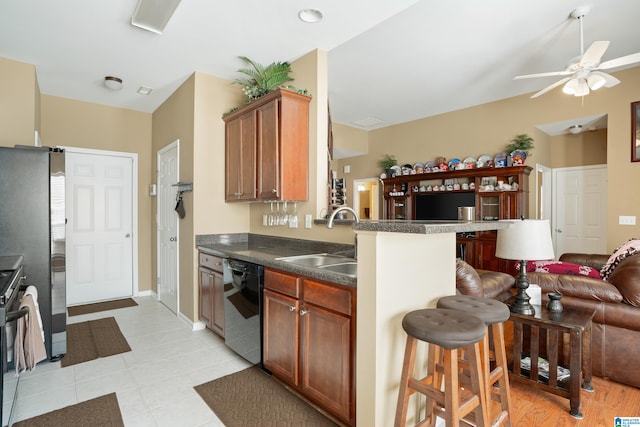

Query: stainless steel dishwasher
left=224, top=259, right=263, bottom=366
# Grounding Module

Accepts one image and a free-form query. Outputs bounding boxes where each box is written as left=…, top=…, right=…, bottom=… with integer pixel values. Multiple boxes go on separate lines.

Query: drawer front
left=303, top=279, right=353, bottom=316
left=199, top=252, right=224, bottom=271
left=265, top=268, right=300, bottom=298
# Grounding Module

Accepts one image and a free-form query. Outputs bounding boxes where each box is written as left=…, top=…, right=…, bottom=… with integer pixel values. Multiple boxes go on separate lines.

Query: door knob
left=125, top=233, right=131, bottom=238
left=556, top=229, right=563, bottom=233
left=169, top=236, right=177, bottom=241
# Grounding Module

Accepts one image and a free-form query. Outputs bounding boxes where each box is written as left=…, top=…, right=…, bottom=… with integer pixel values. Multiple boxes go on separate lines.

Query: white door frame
left=535, top=163, right=552, bottom=220
left=157, top=140, right=179, bottom=314
left=60, top=146, right=139, bottom=296
left=352, top=177, right=380, bottom=220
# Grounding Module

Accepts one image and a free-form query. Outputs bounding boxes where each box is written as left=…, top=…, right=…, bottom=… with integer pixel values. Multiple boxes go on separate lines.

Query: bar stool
left=437, top=295, right=512, bottom=427
left=394, top=308, right=489, bottom=427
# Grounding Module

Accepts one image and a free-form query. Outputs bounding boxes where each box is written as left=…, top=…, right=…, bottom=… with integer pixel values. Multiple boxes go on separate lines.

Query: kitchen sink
left=276, top=253, right=353, bottom=267
left=318, top=262, right=357, bottom=277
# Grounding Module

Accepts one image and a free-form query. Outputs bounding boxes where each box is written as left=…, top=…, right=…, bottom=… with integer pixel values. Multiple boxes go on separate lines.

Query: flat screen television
left=414, top=192, right=476, bottom=221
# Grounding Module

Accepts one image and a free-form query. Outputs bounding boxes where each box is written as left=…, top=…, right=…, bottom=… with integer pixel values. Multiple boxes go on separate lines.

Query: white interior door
left=553, top=165, right=607, bottom=256
left=66, top=151, right=134, bottom=304
left=157, top=141, right=179, bottom=314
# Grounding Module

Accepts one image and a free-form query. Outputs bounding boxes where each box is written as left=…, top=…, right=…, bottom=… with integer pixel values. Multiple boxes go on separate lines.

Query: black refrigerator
left=0, top=146, right=67, bottom=361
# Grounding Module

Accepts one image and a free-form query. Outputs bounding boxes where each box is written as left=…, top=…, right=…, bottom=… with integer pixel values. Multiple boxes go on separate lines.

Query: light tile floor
left=9, top=296, right=252, bottom=426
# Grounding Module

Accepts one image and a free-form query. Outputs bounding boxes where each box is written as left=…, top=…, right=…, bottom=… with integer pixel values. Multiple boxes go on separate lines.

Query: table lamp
left=495, top=219, right=555, bottom=315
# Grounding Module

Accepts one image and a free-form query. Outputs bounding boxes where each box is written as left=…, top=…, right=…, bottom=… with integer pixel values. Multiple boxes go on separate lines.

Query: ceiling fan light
left=574, top=78, right=590, bottom=96
left=562, top=78, right=579, bottom=95
left=587, top=73, right=606, bottom=90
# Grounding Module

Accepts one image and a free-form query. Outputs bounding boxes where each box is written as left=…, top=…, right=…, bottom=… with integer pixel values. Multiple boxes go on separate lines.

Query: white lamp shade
left=495, top=219, right=555, bottom=261
left=587, top=73, right=607, bottom=90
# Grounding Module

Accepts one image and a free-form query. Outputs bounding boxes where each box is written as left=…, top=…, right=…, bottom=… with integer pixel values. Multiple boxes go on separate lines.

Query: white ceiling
left=1, top=0, right=639, bottom=131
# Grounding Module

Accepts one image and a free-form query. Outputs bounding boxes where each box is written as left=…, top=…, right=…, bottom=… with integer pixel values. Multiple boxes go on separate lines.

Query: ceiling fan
left=514, top=7, right=640, bottom=98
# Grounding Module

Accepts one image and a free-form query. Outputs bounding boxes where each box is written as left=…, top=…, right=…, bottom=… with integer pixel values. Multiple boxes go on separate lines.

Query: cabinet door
left=198, top=266, right=213, bottom=329
left=225, top=111, right=256, bottom=201
left=300, top=303, right=352, bottom=423
left=212, top=270, right=225, bottom=337
left=501, top=191, right=521, bottom=219
left=257, top=98, right=280, bottom=199
left=263, top=288, right=299, bottom=386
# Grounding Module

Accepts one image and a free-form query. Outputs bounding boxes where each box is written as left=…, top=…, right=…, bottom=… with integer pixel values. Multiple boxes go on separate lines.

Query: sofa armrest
left=559, top=253, right=609, bottom=270
left=477, top=270, right=515, bottom=299
left=528, top=272, right=623, bottom=304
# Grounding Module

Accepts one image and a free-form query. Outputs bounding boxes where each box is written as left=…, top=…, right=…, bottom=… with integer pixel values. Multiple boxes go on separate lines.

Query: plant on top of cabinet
left=506, top=134, right=535, bottom=155
left=379, top=154, right=398, bottom=176
left=223, top=56, right=311, bottom=117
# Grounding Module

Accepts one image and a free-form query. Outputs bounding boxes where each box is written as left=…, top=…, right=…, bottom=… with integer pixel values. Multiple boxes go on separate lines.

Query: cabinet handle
left=289, top=306, right=296, bottom=312
left=300, top=309, right=309, bottom=316
left=272, top=189, right=277, bottom=193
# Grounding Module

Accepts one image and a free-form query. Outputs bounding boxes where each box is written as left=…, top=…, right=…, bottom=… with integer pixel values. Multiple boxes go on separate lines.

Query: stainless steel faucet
left=327, top=206, right=360, bottom=259
left=327, top=206, right=360, bottom=229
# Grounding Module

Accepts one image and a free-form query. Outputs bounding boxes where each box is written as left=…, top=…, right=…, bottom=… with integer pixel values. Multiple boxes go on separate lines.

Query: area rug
left=195, top=366, right=338, bottom=426
left=13, top=393, right=124, bottom=427
left=61, top=317, right=131, bottom=367
left=68, top=298, right=138, bottom=316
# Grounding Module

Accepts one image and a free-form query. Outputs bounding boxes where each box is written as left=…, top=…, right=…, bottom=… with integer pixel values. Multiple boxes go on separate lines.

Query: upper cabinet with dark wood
left=224, top=88, right=311, bottom=202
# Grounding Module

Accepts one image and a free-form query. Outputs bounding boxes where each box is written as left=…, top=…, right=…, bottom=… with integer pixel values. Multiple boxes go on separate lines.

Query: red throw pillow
left=515, top=260, right=602, bottom=279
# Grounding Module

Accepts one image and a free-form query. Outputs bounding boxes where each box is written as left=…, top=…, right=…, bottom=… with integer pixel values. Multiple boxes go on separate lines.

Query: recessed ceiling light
left=104, top=76, right=123, bottom=91
left=137, top=86, right=153, bottom=95
left=298, top=9, right=323, bottom=23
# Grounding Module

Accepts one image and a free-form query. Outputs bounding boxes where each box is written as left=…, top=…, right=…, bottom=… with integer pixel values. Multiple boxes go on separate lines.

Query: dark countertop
left=196, top=234, right=357, bottom=287
left=352, top=220, right=509, bottom=234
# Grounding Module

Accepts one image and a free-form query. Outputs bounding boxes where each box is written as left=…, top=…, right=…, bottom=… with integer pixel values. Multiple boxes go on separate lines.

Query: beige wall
left=39, top=95, right=153, bottom=292
left=338, top=67, right=640, bottom=251
left=550, top=128, right=607, bottom=168
left=0, top=58, right=39, bottom=146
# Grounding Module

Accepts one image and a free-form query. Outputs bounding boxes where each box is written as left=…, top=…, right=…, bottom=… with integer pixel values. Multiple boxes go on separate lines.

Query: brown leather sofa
left=455, top=259, right=514, bottom=302
left=528, top=253, right=640, bottom=389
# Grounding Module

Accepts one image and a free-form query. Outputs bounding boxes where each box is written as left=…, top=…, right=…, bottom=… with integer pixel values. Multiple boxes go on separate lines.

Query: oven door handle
left=6, top=307, right=29, bottom=323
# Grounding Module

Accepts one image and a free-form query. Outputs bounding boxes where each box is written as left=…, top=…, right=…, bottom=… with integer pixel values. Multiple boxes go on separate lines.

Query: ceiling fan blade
left=514, top=70, right=572, bottom=80
left=580, top=41, right=609, bottom=66
left=530, top=77, right=573, bottom=98
left=599, top=52, right=640, bottom=69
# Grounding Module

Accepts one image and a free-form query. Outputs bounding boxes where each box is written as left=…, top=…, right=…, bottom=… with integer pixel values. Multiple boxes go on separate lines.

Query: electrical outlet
left=619, top=215, right=636, bottom=225
left=305, top=214, right=312, bottom=229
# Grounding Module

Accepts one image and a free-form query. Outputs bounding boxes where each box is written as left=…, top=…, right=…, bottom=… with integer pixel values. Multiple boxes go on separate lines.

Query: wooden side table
left=507, top=301, right=595, bottom=419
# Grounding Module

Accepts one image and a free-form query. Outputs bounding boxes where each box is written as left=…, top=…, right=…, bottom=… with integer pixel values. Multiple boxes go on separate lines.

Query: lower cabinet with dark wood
left=263, top=268, right=355, bottom=426
left=198, top=252, right=225, bottom=337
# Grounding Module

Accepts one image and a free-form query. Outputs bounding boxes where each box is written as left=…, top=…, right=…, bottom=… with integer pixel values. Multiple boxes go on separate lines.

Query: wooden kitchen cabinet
left=263, top=268, right=355, bottom=426
left=198, top=252, right=225, bottom=337
left=224, top=88, right=311, bottom=202
left=224, top=111, right=257, bottom=201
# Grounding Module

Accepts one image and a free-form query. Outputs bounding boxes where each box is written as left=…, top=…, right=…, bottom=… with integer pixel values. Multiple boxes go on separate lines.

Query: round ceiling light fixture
left=568, top=124, right=583, bottom=134
left=298, top=9, right=323, bottom=23
left=104, top=76, right=123, bottom=91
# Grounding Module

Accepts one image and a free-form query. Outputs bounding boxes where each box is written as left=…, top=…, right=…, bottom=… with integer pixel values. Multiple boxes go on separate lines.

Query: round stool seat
left=402, top=308, right=485, bottom=349
left=437, top=295, right=510, bottom=325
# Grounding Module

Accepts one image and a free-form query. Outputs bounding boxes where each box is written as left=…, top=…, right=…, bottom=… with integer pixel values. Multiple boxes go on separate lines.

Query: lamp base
left=510, top=260, right=536, bottom=316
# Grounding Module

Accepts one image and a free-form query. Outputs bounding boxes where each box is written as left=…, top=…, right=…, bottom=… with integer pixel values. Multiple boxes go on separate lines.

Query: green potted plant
left=379, top=154, right=398, bottom=176
left=233, top=56, right=294, bottom=102
left=506, top=134, right=535, bottom=155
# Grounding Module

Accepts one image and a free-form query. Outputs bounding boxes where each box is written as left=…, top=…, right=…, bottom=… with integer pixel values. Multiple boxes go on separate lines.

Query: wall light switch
left=619, top=215, right=636, bottom=225
left=305, top=214, right=312, bottom=229
left=343, top=165, right=351, bottom=174
left=149, top=184, right=157, bottom=196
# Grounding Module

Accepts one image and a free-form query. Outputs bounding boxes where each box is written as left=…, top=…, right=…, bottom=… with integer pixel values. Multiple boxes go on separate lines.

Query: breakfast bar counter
left=352, top=220, right=507, bottom=426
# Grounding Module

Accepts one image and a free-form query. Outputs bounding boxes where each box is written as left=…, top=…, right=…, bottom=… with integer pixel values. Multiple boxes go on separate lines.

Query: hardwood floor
left=507, top=375, right=640, bottom=426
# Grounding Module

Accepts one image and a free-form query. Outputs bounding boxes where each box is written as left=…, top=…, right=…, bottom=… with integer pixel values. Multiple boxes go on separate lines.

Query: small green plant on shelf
left=379, top=154, right=398, bottom=173
left=506, top=134, right=535, bottom=154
